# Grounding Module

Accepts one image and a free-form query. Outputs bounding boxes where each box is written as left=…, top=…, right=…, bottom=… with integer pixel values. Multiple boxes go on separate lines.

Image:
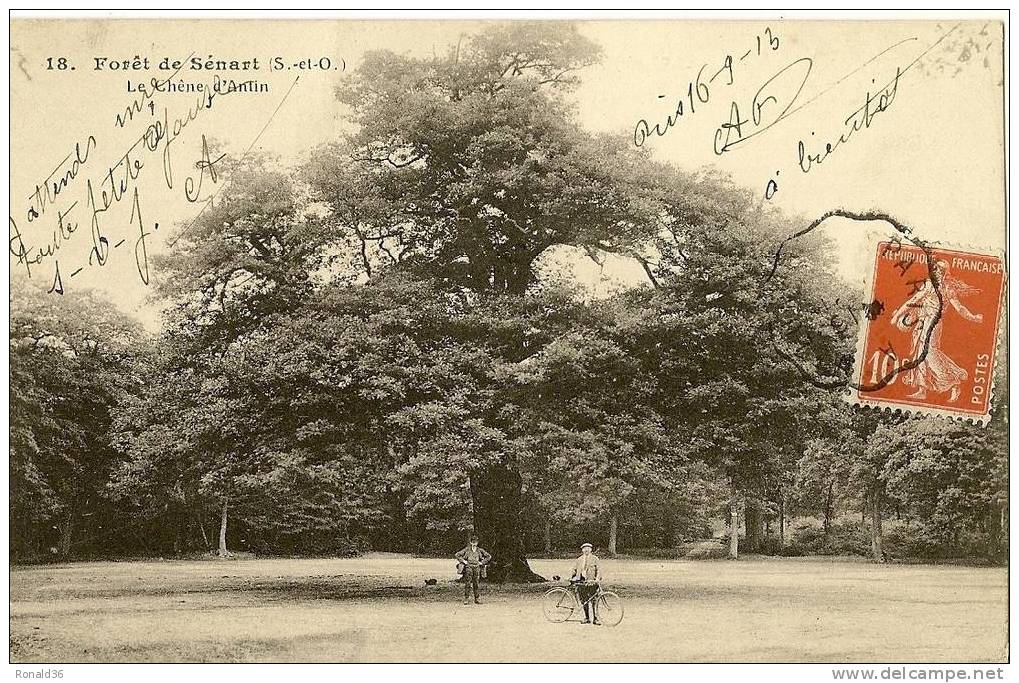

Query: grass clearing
left=9, top=553, right=1007, bottom=662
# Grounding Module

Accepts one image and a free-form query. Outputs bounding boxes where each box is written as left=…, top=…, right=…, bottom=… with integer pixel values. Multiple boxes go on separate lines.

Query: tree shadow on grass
left=242, top=576, right=567, bottom=602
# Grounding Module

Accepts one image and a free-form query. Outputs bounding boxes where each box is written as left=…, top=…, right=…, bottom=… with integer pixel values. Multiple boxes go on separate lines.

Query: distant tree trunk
left=779, top=495, right=786, bottom=548
left=988, top=507, right=1001, bottom=557
left=1001, top=501, right=1008, bottom=547
left=543, top=517, right=552, bottom=556
left=58, top=505, right=75, bottom=557
left=745, top=501, right=763, bottom=552
left=471, top=465, right=544, bottom=583
left=662, top=513, right=676, bottom=548
left=728, top=489, right=739, bottom=560
left=173, top=504, right=185, bottom=555
left=608, top=513, right=618, bottom=556
left=823, top=481, right=835, bottom=536
left=387, top=487, right=410, bottom=552
left=218, top=499, right=229, bottom=557
left=132, top=527, right=152, bottom=554
left=870, top=490, right=884, bottom=562
left=196, top=514, right=211, bottom=549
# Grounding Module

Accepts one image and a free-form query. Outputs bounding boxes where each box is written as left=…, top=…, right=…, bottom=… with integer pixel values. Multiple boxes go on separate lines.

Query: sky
left=8, top=19, right=1005, bottom=330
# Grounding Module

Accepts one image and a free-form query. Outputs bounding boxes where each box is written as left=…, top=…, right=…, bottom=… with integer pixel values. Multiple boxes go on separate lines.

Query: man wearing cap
left=571, top=542, right=601, bottom=625
left=455, top=535, right=491, bottom=605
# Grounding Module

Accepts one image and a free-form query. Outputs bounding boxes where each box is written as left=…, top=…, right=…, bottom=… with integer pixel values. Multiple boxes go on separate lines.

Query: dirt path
left=9, top=555, right=1007, bottom=662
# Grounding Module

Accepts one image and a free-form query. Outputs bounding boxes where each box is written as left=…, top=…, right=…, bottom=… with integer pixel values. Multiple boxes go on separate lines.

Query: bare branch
left=634, top=254, right=662, bottom=289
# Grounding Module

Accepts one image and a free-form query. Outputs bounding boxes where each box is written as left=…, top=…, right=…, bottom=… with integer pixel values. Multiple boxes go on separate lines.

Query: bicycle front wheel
left=542, top=587, right=575, bottom=623
left=597, top=591, right=624, bottom=626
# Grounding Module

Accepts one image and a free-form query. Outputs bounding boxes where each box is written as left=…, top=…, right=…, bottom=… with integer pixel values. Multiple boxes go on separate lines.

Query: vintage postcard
left=7, top=13, right=1009, bottom=671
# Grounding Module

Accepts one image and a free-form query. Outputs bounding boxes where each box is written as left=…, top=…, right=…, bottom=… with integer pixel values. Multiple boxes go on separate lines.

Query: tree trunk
left=608, top=513, right=618, bottom=556
left=218, top=499, right=229, bottom=558
left=387, top=487, right=410, bottom=552
left=744, top=500, right=763, bottom=552
left=543, top=517, right=552, bottom=556
left=823, top=481, right=834, bottom=536
left=728, top=491, right=740, bottom=560
left=987, top=506, right=1001, bottom=558
left=196, top=515, right=211, bottom=549
left=58, top=505, right=75, bottom=557
left=779, top=495, right=786, bottom=548
left=662, top=513, right=676, bottom=548
left=1001, top=501, right=1008, bottom=549
left=870, top=489, right=884, bottom=562
left=470, top=465, right=544, bottom=582
left=173, top=503, right=184, bottom=556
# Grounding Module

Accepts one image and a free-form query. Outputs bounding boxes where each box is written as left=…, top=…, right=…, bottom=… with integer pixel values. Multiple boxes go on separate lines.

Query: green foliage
left=882, top=521, right=1003, bottom=562
left=792, top=434, right=854, bottom=526
left=10, top=279, right=149, bottom=558
left=785, top=519, right=871, bottom=557
left=316, top=22, right=664, bottom=297
left=869, top=412, right=1007, bottom=559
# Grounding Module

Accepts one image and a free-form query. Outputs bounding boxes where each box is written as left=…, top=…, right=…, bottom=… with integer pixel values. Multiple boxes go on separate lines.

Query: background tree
left=875, top=411, right=1008, bottom=561
left=622, top=168, right=858, bottom=558
left=113, top=156, right=346, bottom=557
left=10, top=280, right=148, bottom=559
left=793, top=439, right=853, bottom=537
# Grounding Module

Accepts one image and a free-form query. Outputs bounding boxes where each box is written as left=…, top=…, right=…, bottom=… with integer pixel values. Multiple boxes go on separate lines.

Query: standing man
left=455, top=534, right=492, bottom=605
left=571, top=542, right=601, bottom=625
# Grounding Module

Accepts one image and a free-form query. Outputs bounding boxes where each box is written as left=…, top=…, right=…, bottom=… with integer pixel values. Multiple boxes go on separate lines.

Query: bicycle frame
left=569, top=582, right=603, bottom=609
left=542, top=581, right=623, bottom=626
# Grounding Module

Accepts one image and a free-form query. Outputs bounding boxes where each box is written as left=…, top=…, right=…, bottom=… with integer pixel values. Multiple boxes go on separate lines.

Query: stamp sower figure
left=891, top=259, right=983, bottom=403
left=455, top=535, right=491, bottom=605
left=571, top=542, right=601, bottom=625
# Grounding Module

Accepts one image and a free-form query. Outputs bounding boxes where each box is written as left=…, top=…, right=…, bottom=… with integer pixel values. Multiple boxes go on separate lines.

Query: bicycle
left=541, top=579, right=624, bottom=627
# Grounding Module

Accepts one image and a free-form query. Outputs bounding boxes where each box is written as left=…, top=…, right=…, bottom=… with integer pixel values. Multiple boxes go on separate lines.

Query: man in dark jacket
left=454, top=535, right=492, bottom=604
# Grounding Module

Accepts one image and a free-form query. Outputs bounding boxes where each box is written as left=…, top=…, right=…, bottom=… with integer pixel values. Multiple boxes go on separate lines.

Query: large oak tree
left=303, top=23, right=669, bottom=580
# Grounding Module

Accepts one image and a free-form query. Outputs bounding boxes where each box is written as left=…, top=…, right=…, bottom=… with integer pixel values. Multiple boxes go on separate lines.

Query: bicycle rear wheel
left=597, top=591, right=624, bottom=626
left=542, top=587, right=575, bottom=623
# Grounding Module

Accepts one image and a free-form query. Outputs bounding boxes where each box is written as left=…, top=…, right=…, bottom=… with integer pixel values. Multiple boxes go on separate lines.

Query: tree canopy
left=10, top=22, right=1007, bottom=569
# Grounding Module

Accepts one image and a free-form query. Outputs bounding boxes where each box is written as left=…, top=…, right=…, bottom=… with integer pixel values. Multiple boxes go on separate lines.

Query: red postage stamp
left=852, top=241, right=1006, bottom=423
